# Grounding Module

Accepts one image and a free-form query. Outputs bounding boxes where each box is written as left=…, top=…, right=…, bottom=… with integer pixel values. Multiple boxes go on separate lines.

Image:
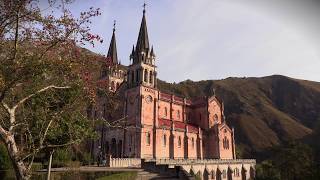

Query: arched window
left=222, top=170, right=227, bottom=178
left=149, top=71, right=153, bottom=84
left=191, top=137, right=195, bottom=149
left=163, top=134, right=167, bottom=147
left=164, top=107, right=168, bottom=117
left=211, top=170, right=215, bottom=179
left=177, top=110, right=180, bottom=119
left=234, top=168, right=240, bottom=177
left=227, top=139, right=230, bottom=149
left=146, top=132, right=150, bottom=145
left=178, top=136, right=181, bottom=147
left=214, top=114, right=218, bottom=122
left=223, top=137, right=229, bottom=149
left=144, top=69, right=148, bottom=82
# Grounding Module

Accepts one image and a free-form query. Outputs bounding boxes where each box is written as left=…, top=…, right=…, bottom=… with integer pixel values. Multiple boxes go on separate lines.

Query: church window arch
left=222, top=170, right=227, bottom=178
left=144, top=69, right=148, bottom=82
left=214, top=114, right=218, bottom=122
left=191, top=137, right=195, bottom=149
left=178, top=136, right=181, bottom=147
left=163, top=134, right=167, bottom=147
left=164, top=107, right=168, bottom=117
left=149, top=71, right=153, bottom=84
left=177, top=110, right=180, bottom=119
left=211, top=170, right=215, bottom=179
left=223, top=136, right=229, bottom=149
left=146, top=132, right=151, bottom=145
left=227, top=139, right=230, bottom=149
left=234, top=168, right=240, bottom=177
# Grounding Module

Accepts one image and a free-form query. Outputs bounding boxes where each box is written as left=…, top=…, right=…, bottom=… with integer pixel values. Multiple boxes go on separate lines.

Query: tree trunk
left=47, top=150, right=54, bottom=180
left=5, top=133, right=30, bottom=180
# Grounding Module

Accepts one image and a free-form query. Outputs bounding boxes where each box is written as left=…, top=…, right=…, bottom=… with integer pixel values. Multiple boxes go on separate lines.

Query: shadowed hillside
left=157, top=75, right=320, bottom=158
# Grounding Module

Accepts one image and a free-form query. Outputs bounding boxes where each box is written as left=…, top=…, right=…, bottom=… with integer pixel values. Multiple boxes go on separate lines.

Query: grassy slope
left=157, top=75, right=320, bottom=158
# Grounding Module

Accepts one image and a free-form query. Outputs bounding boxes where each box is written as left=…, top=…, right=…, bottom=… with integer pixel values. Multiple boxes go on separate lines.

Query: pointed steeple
left=136, top=4, right=150, bottom=53
left=150, top=46, right=155, bottom=57
left=107, top=20, right=118, bottom=64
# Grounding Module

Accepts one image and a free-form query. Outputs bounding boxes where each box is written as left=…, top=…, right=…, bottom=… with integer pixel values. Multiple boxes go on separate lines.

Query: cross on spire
left=107, top=20, right=118, bottom=64
left=113, top=20, right=116, bottom=32
left=143, top=1, right=147, bottom=13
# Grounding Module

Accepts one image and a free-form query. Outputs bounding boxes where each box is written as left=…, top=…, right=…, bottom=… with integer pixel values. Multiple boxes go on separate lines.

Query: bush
left=52, top=148, right=72, bottom=168
left=66, top=161, right=81, bottom=168
left=80, top=152, right=93, bottom=165
left=0, top=143, right=12, bottom=170
left=31, top=162, right=43, bottom=171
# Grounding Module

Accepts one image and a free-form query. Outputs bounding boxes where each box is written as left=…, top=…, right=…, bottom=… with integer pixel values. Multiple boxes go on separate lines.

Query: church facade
left=92, top=8, right=236, bottom=161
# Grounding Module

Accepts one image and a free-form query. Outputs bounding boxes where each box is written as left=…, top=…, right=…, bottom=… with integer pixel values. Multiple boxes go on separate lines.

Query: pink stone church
left=90, top=7, right=237, bottom=161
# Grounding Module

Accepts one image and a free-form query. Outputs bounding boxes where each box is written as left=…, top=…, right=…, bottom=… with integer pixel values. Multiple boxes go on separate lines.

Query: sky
left=56, top=0, right=320, bottom=83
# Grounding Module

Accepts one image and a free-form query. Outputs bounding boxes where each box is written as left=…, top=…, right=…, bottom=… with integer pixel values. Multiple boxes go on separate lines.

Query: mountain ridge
left=157, top=75, right=320, bottom=158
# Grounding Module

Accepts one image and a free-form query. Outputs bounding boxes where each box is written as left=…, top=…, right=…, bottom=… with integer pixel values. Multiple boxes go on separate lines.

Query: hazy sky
left=60, top=0, right=320, bottom=83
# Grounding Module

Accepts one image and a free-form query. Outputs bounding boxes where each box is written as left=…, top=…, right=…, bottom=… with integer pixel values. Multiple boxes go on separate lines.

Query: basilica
left=90, top=7, right=236, bottom=161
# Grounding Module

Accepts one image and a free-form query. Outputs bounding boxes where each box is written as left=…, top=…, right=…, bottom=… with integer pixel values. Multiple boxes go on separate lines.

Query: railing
left=107, top=157, right=141, bottom=168
left=154, top=158, right=256, bottom=165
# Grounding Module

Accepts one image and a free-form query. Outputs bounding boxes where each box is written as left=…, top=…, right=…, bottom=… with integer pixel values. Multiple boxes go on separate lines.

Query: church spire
left=107, top=20, right=118, bottom=64
left=136, top=3, right=150, bottom=53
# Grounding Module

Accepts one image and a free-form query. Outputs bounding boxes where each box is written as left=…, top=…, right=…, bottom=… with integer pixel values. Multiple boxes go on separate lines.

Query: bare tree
left=0, top=0, right=103, bottom=179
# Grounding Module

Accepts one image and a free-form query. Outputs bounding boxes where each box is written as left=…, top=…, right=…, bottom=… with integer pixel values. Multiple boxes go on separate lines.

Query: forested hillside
left=157, top=75, right=320, bottom=159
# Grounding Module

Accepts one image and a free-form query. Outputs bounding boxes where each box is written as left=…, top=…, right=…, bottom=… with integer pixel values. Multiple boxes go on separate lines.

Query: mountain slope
left=157, top=75, right=320, bottom=158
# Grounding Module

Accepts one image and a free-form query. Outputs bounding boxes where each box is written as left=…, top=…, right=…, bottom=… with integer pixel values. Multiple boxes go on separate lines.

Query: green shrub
left=52, top=148, right=72, bottom=168
left=0, top=143, right=12, bottom=170
left=31, top=162, right=43, bottom=171
left=80, top=152, right=92, bottom=165
left=66, top=161, right=81, bottom=168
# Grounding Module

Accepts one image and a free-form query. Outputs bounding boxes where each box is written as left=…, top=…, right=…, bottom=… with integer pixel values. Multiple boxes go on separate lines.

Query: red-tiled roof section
left=187, top=124, right=198, bottom=133
left=174, top=121, right=186, bottom=130
left=158, top=118, right=171, bottom=128
left=174, top=96, right=184, bottom=103
left=160, top=92, right=171, bottom=100
left=186, top=99, right=192, bottom=104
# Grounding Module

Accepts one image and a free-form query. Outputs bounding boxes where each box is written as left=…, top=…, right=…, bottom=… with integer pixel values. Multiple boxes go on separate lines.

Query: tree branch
left=13, top=8, right=19, bottom=60
left=45, top=141, right=78, bottom=148
left=12, top=85, right=71, bottom=111
left=40, top=118, right=54, bottom=146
